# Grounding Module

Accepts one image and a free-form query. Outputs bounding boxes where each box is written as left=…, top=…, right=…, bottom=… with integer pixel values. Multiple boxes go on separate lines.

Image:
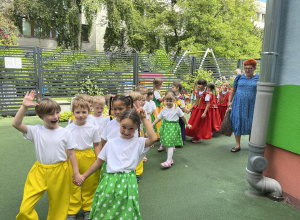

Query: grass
left=1, top=116, right=300, bottom=220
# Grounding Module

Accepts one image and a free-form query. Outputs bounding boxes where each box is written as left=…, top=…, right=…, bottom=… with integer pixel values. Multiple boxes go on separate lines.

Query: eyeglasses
left=244, top=68, right=253, bottom=70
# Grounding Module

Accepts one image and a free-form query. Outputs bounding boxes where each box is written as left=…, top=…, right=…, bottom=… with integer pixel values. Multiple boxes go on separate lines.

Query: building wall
left=264, top=0, right=300, bottom=208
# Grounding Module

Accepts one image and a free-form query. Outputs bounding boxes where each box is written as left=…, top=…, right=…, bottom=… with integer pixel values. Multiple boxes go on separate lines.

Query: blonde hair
left=76, top=94, right=93, bottom=103
left=93, top=95, right=105, bottom=106
left=153, top=78, right=163, bottom=90
left=72, top=98, right=90, bottom=113
left=136, top=86, right=148, bottom=95
left=221, top=81, right=230, bottom=87
left=35, top=98, right=61, bottom=117
left=127, top=91, right=142, bottom=102
left=163, top=91, right=176, bottom=102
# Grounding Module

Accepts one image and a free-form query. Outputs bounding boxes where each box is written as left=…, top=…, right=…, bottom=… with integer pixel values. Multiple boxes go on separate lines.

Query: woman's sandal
left=231, top=147, right=241, bottom=152
left=161, top=161, right=172, bottom=167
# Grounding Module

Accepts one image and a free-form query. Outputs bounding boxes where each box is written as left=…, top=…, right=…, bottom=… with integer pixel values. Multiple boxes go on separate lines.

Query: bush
left=59, top=111, right=72, bottom=122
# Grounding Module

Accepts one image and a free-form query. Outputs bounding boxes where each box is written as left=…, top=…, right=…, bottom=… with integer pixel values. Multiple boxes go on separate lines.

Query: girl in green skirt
left=74, top=106, right=157, bottom=220
left=152, top=92, right=192, bottom=168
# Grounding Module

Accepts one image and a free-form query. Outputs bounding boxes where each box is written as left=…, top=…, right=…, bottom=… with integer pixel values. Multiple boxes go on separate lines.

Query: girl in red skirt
left=207, top=83, right=221, bottom=135
left=186, top=79, right=211, bottom=143
left=217, top=81, right=230, bottom=122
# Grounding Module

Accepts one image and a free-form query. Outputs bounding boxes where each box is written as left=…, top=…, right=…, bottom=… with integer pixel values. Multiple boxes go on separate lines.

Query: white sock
left=167, top=147, right=174, bottom=163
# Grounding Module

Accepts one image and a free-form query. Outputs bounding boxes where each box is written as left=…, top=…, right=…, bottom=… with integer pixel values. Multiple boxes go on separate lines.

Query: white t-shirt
left=65, top=122, right=100, bottom=150
left=91, top=114, right=110, bottom=136
left=23, top=125, right=77, bottom=165
left=141, top=106, right=149, bottom=120
left=199, top=91, right=210, bottom=101
left=154, top=90, right=162, bottom=100
left=87, top=115, right=98, bottom=128
left=146, top=100, right=156, bottom=114
left=101, top=118, right=138, bottom=141
left=158, top=105, right=184, bottom=121
left=98, top=137, right=149, bottom=173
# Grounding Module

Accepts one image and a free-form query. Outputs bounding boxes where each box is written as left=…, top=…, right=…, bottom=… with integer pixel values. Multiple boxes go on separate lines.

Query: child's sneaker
left=67, top=215, right=76, bottom=220
left=84, top=211, right=91, bottom=220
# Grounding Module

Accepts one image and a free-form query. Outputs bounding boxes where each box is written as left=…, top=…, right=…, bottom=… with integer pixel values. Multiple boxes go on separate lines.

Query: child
left=172, top=81, right=188, bottom=144
left=126, top=91, right=145, bottom=182
left=99, top=95, right=134, bottom=181
left=153, top=78, right=164, bottom=137
left=74, top=107, right=157, bottom=219
left=146, top=90, right=159, bottom=135
left=69, top=94, right=98, bottom=127
left=103, top=94, right=113, bottom=117
left=186, top=79, right=211, bottom=143
left=207, top=83, right=221, bottom=135
left=217, top=81, right=230, bottom=122
left=152, top=92, right=192, bottom=167
left=91, top=95, right=110, bottom=137
left=66, top=98, right=101, bottom=220
left=12, top=91, right=81, bottom=220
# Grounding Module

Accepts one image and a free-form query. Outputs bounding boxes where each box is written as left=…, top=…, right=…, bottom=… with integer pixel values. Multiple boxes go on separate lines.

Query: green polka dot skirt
left=90, top=171, right=141, bottom=220
left=159, top=119, right=183, bottom=147
left=99, top=161, right=107, bottom=181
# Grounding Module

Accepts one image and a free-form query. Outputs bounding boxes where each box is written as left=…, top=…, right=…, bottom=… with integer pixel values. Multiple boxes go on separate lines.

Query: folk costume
left=176, top=94, right=186, bottom=143
left=153, top=89, right=163, bottom=138
left=209, top=93, right=221, bottom=133
left=16, top=125, right=77, bottom=220
left=65, top=122, right=101, bottom=215
left=158, top=105, right=184, bottom=147
left=89, top=137, right=149, bottom=220
left=186, top=91, right=212, bottom=139
left=217, top=91, right=230, bottom=122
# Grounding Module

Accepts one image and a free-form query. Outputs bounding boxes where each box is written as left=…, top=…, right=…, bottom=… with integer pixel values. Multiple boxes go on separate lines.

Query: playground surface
left=1, top=116, right=300, bottom=220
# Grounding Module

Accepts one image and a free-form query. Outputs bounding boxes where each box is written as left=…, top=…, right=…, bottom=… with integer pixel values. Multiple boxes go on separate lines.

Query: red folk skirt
left=218, top=105, right=228, bottom=123
left=185, top=106, right=212, bottom=139
left=210, top=108, right=221, bottom=132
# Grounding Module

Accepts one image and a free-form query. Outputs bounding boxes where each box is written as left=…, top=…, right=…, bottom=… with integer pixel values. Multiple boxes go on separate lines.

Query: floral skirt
left=89, top=171, right=141, bottom=220
left=159, top=120, right=183, bottom=147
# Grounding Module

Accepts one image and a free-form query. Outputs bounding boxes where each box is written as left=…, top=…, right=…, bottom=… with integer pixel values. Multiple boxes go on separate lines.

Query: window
left=262, top=14, right=265, bottom=23
left=81, top=24, right=89, bottom=42
left=21, top=18, right=55, bottom=38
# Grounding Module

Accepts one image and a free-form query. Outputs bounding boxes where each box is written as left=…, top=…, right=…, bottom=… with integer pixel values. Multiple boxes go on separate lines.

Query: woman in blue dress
left=228, top=59, right=259, bottom=152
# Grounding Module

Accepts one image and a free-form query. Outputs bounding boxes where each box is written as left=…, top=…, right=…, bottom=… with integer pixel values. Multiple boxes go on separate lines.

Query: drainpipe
left=246, top=0, right=283, bottom=199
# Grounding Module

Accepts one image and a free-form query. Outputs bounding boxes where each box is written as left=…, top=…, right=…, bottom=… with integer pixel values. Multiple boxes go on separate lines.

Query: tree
left=0, top=0, right=19, bottom=45
left=101, top=0, right=262, bottom=58
left=11, top=0, right=101, bottom=50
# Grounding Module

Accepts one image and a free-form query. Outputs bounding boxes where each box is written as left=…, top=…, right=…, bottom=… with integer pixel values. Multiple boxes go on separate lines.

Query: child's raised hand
left=133, top=103, right=146, bottom=119
left=187, top=124, right=192, bottom=129
left=23, top=91, right=39, bottom=107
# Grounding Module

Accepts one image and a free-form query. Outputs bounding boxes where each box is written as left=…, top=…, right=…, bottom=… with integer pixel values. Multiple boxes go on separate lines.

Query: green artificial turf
left=1, top=116, right=300, bottom=220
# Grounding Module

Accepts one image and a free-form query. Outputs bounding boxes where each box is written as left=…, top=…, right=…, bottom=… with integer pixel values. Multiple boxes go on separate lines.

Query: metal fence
left=0, top=45, right=260, bottom=115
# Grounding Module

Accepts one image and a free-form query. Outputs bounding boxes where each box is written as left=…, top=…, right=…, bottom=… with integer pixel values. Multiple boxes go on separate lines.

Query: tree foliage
left=0, top=0, right=19, bottom=45
left=101, top=0, right=262, bottom=58
left=11, top=0, right=101, bottom=49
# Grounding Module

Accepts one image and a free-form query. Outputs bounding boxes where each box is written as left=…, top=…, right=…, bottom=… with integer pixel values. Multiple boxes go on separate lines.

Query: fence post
left=191, top=56, right=196, bottom=75
left=133, top=53, right=139, bottom=88
left=36, top=47, right=43, bottom=100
